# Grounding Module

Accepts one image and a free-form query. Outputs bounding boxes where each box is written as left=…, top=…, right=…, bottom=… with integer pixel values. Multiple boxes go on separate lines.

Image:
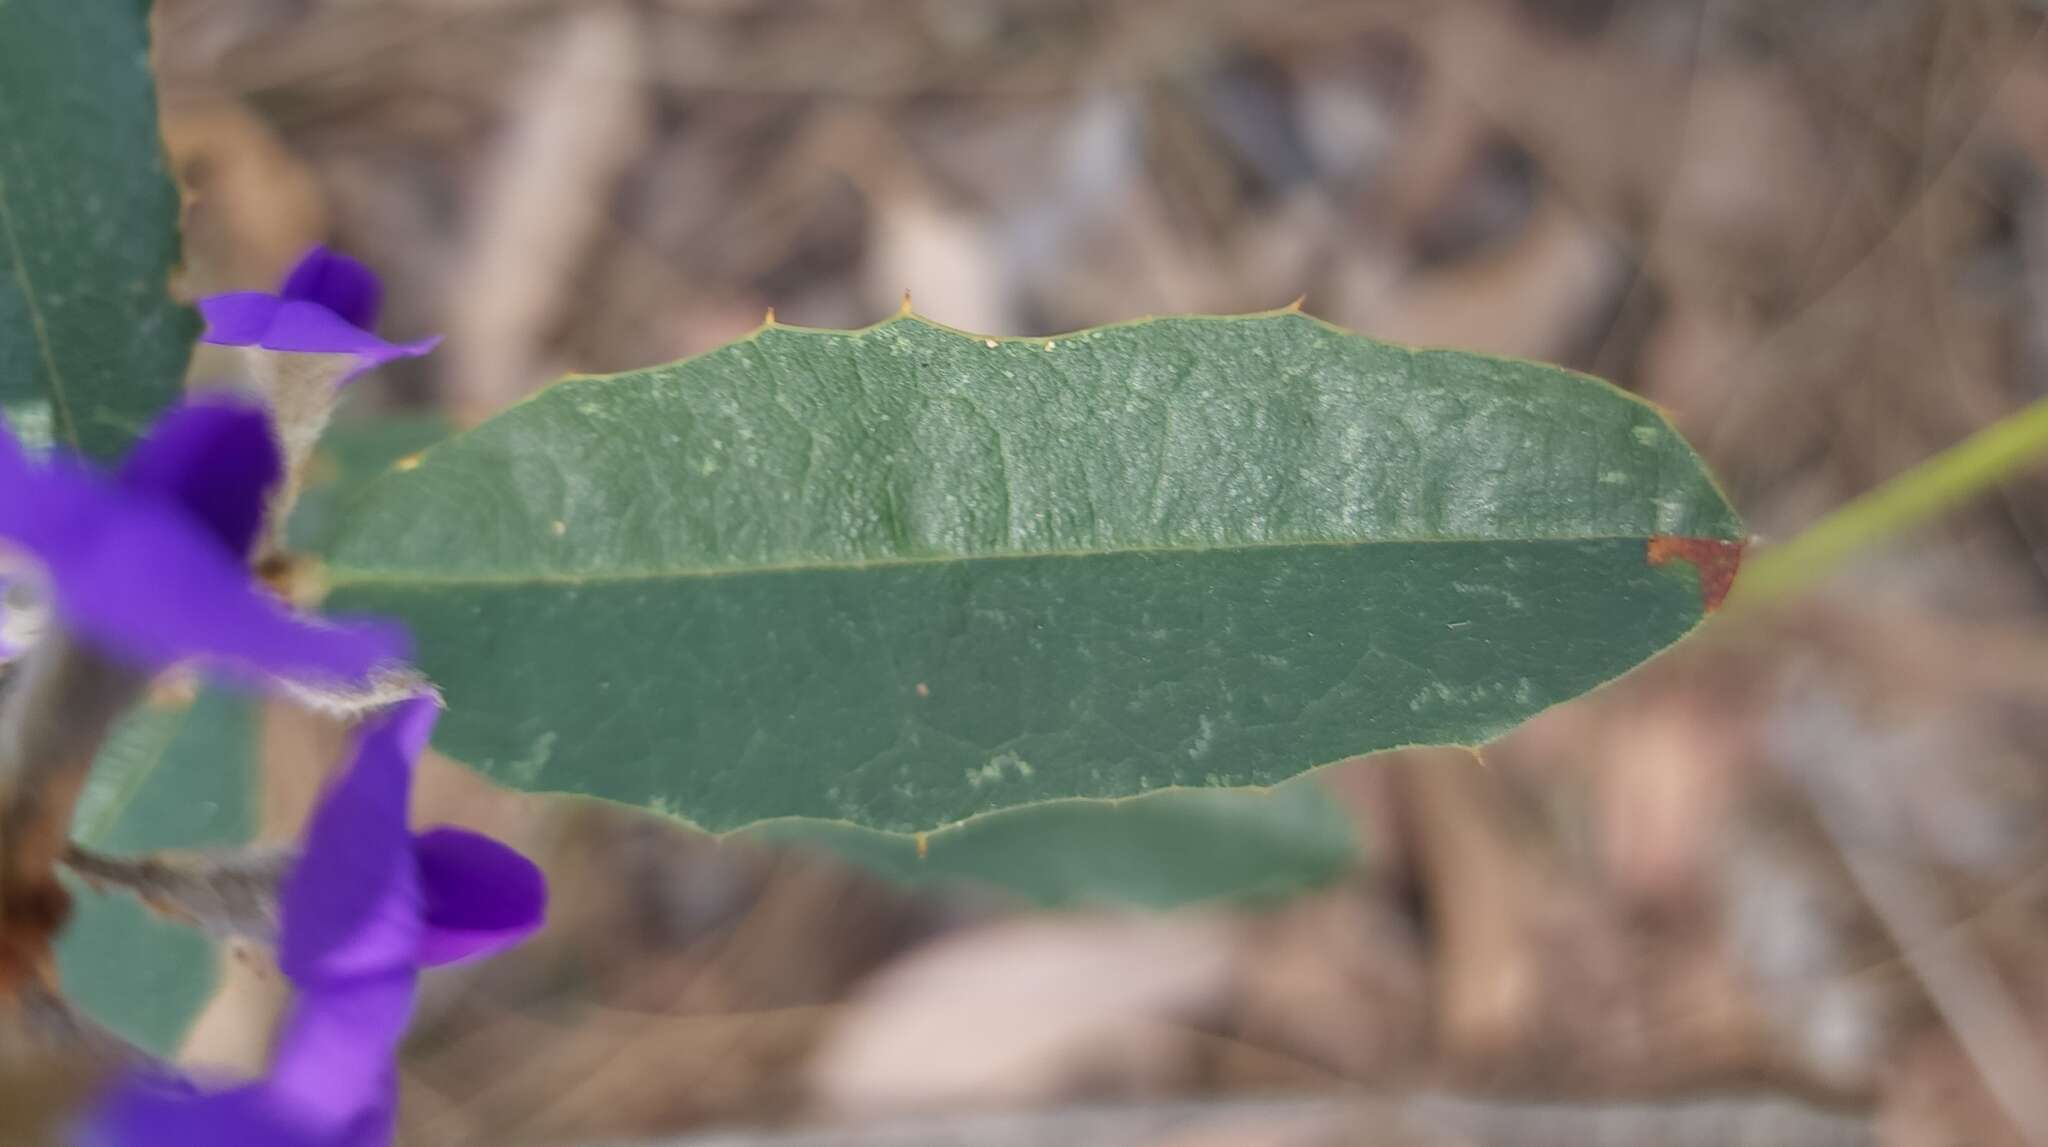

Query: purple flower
left=0, top=397, right=404, bottom=686
left=200, top=248, right=440, bottom=384
left=79, top=697, right=548, bottom=1147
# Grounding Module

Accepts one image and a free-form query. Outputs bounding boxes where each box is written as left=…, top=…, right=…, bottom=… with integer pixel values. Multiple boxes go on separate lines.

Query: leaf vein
left=325, top=531, right=1715, bottom=590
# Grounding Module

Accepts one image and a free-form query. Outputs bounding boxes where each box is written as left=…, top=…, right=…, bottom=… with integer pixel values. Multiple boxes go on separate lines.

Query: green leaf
left=58, top=689, right=257, bottom=1055
left=0, top=0, right=194, bottom=457
left=325, top=312, right=1742, bottom=845
left=286, top=411, right=453, bottom=554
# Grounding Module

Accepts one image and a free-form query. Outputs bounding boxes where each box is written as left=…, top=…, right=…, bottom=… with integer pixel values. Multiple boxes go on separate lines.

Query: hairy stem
left=228, top=348, right=352, bottom=562
left=62, top=843, right=290, bottom=944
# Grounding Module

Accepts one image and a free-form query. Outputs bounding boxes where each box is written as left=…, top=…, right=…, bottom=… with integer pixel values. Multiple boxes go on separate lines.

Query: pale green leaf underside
left=326, top=312, right=1741, bottom=834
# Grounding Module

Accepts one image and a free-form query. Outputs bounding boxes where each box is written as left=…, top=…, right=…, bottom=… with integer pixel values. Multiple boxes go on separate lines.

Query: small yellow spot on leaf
left=915, top=833, right=929, bottom=860
left=1043, top=340, right=1056, bottom=351
left=915, top=681, right=930, bottom=698
left=394, top=454, right=424, bottom=473
left=550, top=520, right=567, bottom=537
left=984, top=339, right=998, bottom=349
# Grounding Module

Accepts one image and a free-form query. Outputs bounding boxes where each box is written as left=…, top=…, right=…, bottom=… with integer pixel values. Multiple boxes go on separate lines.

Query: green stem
left=1731, top=395, right=2048, bottom=606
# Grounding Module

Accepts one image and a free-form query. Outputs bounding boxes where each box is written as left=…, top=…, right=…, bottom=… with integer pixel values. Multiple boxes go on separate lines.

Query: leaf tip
left=1647, top=535, right=1746, bottom=613
left=897, top=289, right=914, bottom=317
left=762, top=306, right=777, bottom=327
left=1284, top=294, right=1307, bottom=314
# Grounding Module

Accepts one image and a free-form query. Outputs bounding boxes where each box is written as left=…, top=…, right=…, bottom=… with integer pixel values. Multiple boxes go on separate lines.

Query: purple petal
left=38, top=494, right=402, bottom=681
left=278, top=247, right=384, bottom=331
left=262, top=977, right=412, bottom=1142
left=279, top=698, right=437, bottom=988
left=84, top=1039, right=397, bottom=1147
left=414, top=827, right=548, bottom=966
left=197, top=292, right=287, bottom=347
left=218, top=298, right=439, bottom=377
left=0, top=449, right=405, bottom=682
left=117, top=396, right=281, bottom=557
left=81, top=1079, right=296, bottom=1147
left=199, top=249, right=438, bottom=386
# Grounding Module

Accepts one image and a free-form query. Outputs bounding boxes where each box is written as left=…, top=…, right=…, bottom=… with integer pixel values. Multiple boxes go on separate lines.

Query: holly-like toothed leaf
left=58, top=688, right=257, bottom=1055
left=318, top=310, right=1742, bottom=901
left=0, top=0, right=194, bottom=457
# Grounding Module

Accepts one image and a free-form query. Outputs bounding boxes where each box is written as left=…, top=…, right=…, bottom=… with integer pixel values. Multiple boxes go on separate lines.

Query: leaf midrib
left=326, top=530, right=1721, bottom=589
